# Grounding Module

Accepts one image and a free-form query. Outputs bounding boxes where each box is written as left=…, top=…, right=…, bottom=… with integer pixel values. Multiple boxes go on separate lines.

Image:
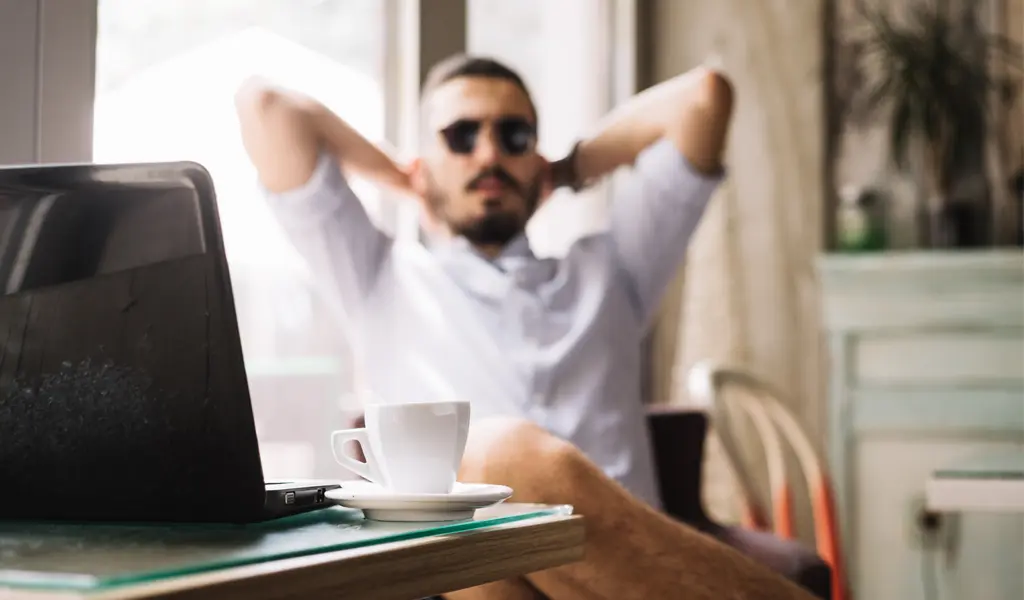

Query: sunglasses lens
left=441, top=120, right=479, bottom=154
left=497, top=119, right=536, bottom=155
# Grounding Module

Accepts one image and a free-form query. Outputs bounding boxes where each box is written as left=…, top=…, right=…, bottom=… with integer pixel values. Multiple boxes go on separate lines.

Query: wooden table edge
left=1, top=514, right=585, bottom=600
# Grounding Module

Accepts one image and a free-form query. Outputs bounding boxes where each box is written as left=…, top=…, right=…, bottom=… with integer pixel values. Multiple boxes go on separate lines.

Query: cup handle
left=331, top=428, right=382, bottom=484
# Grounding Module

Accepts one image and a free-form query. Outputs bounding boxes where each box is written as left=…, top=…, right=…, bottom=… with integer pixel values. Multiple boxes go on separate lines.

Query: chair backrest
left=733, top=394, right=791, bottom=535
left=685, top=363, right=772, bottom=530
left=645, top=406, right=713, bottom=527
left=687, top=361, right=849, bottom=600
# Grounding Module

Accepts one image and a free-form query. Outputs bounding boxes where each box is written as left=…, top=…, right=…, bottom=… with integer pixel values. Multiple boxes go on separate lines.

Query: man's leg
left=446, top=578, right=546, bottom=600
left=450, top=419, right=815, bottom=600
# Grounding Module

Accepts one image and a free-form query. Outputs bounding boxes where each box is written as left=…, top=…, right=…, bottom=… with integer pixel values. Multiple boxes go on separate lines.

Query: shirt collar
left=425, top=231, right=554, bottom=301
left=426, top=231, right=534, bottom=265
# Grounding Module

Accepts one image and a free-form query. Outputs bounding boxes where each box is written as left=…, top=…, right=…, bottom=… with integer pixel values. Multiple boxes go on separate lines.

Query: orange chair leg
left=812, top=482, right=848, bottom=600
left=773, top=485, right=795, bottom=539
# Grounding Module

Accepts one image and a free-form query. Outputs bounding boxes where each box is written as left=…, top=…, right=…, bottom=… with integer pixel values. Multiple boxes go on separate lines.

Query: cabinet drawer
left=855, top=331, right=1024, bottom=386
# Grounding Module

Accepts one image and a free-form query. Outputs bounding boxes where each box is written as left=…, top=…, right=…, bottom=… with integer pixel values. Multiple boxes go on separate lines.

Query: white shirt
left=264, top=139, right=721, bottom=508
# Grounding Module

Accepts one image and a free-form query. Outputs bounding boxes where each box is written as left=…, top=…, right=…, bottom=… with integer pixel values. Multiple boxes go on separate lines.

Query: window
left=81, top=0, right=633, bottom=479
left=93, top=0, right=388, bottom=479
left=468, top=0, right=622, bottom=256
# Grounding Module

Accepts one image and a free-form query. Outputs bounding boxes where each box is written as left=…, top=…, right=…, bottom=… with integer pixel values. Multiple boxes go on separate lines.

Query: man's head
left=412, top=55, right=545, bottom=251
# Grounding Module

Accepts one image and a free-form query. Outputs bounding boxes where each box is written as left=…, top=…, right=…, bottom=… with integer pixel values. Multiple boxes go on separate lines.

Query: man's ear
left=407, top=158, right=439, bottom=227
left=408, top=157, right=428, bottom=198
left=537, top=155, right=554, bottom=204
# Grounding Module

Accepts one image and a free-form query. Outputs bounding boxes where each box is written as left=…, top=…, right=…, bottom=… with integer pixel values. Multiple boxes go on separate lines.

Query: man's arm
left=234, top=79, right=410, bottom=320
left=557, top=67, right=733, bottom=183
left=235, top=78, right=411, bottom=194
left=554, top=67, right=734, bottom=323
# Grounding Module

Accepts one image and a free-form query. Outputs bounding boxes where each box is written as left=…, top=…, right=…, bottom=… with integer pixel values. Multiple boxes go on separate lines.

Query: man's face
left=419, top=77, right=543, bottom=249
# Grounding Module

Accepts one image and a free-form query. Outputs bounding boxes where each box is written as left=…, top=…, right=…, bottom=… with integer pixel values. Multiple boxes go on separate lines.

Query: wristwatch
left=549, top=141, right=583, bottom=192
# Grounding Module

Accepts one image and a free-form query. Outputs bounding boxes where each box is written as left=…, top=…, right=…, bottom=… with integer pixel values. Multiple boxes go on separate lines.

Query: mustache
left=467, top=167, right=521, bottom=193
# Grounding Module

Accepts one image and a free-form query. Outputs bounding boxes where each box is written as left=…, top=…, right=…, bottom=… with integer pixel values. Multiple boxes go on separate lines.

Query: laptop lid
left=0, top=162, right=268, bottom=523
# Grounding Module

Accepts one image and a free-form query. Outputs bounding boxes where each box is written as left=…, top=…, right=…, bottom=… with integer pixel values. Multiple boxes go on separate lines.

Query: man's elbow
left=233, top=79, right=322, bottom=193
left=234, top=77, right=286, bottom=121
left=702, top=69, right=734, bottom=109
left=669, top=68, right=735, bottom=175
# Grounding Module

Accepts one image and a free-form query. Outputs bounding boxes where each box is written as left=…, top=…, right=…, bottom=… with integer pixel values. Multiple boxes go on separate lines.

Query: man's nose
left=472, top=130, right=502, bottom=165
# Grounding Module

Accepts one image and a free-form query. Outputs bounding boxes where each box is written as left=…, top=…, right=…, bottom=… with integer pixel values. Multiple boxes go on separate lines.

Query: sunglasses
left=438, top=117, right=537, bottom=156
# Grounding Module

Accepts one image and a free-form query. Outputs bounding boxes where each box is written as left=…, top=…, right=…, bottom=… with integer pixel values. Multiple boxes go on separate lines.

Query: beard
left=425, top=168, right=542, bottom=247
left=454, top=211, right=528, bottom=247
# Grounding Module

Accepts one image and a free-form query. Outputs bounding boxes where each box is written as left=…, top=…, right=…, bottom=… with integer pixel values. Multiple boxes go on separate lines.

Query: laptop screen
left=0, top=176, right=212, bottom=396
left=0, top=165, right=266, bottom=522
left=0, top=183, right=206, bottom=295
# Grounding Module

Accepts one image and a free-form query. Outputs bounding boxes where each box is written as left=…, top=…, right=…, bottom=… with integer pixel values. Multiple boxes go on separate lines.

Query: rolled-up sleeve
left=263, top=152, right=392, bottom=322
left=609, top=139, right=723, bottom=325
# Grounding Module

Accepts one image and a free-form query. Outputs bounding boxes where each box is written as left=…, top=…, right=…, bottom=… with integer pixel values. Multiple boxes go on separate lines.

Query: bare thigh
left=457, top=418, right=815, bottom=600
left=446, top=578, right=547, bottom=600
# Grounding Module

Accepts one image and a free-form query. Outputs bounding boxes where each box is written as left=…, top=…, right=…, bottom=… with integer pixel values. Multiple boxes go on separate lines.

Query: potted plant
left=846, top=0, right=1022, bottom=248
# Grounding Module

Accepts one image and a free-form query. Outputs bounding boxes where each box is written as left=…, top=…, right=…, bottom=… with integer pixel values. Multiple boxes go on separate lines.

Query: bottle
left=837, top=185, right=886, bottom=252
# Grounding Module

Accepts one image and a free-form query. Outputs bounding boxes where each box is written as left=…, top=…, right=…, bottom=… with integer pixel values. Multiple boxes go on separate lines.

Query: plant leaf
left=846, top=0, right=1021, bottom=176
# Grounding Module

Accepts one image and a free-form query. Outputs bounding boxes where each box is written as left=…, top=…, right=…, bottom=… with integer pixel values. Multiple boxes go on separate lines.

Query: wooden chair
left=646, top=404, right=833, bottom=598
left=681, top=360, right=847, bottom=600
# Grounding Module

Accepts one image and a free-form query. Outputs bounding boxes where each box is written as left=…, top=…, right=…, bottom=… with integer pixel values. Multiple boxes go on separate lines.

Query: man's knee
left=459, top=418, right=584, bottom=494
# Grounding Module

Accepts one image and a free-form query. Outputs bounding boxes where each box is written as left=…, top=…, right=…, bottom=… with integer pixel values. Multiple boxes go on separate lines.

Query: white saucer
left=324, top=481, right=513, bottom=522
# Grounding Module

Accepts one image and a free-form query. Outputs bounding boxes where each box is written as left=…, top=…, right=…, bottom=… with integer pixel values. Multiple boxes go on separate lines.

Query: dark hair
left=420, top=54, right=537, bottom=130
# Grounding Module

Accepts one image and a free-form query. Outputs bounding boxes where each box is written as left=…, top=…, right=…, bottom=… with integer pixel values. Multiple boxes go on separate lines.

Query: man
left=236, top=56, right=814, bottom=599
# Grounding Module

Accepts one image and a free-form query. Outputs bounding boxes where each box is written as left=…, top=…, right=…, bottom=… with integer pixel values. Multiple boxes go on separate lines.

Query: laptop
left=0, top=161, right=339, bottom=523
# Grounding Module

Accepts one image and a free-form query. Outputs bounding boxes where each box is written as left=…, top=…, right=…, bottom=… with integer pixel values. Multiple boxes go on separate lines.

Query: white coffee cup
left=331, top=400, right=471, bottom=494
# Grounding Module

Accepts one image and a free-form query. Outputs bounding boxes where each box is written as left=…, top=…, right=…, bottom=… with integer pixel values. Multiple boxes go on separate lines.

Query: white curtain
left=647, top=0, right=828, bottom=529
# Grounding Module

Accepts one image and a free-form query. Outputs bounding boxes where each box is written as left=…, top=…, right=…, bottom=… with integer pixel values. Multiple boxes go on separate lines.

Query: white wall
left=0, top=0, right=96, bottom=165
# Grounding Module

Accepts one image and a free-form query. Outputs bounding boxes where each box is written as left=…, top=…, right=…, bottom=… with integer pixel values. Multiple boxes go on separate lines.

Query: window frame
left=0, top=0, right=463, bottom=166
left=0, top=0, right=98, bottom=165
left=4, top=0, right=637, bottom=173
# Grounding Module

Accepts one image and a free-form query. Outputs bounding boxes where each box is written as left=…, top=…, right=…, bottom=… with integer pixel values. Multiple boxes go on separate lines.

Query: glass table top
left=0, top=503, right=572, bottom=591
